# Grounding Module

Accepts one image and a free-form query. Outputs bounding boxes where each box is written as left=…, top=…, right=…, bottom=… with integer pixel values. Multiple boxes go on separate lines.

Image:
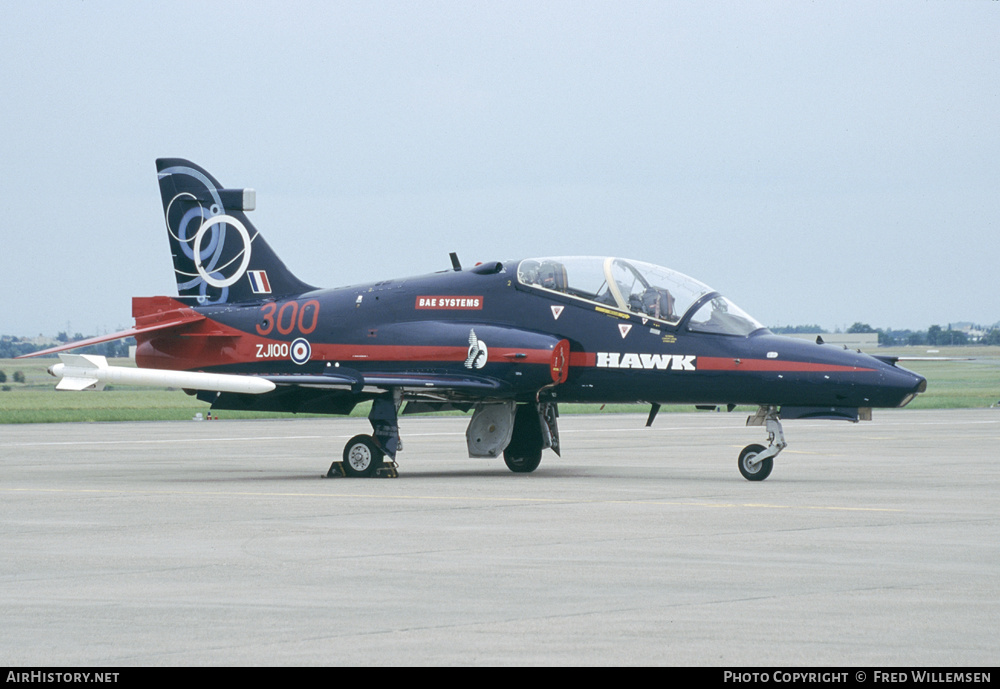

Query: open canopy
left=517, top=256, right=765, bottom=337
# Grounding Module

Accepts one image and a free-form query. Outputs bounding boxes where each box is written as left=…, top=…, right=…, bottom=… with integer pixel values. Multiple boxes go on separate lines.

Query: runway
left=2, top=409, right=997, bottom=666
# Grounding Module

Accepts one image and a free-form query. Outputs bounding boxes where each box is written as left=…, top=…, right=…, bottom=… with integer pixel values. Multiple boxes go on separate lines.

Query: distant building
left=951, top=323, right=985, bottom=342
left=23, top=335, right=60, bottom=348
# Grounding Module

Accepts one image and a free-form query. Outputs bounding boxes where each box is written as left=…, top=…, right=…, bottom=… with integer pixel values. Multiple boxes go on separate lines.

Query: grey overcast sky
left=1, top=1, right=997, bottom=336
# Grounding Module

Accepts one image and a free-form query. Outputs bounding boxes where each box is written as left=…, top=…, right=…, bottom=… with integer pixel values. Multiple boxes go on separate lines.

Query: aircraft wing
left=194, top=369, right=507, bottom=416
left=263, top=371, right=507, bottom=394
left=193, top=368, right=512, bottom=417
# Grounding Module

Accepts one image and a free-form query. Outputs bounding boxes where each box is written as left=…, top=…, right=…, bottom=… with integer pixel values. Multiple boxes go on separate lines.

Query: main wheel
left=343, top=434, right=384, bottom=478
left=738, top=443, right=773, bottom=481
left=503, top=403, right=545, bottom=473
left=503, top=446, right=542, bottom=473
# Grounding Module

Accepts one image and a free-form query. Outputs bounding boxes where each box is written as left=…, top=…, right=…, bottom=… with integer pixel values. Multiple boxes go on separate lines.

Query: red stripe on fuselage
left=135, top=316, right=557, bottom=370
left=696, top=357, right=875, bottom=373
left=563, top=353, right=871, bottom=373
left=135, top=312, right=874, bottom=375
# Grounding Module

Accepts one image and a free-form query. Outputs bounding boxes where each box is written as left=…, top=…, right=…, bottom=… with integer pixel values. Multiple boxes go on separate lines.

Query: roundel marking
left=290, top=338, right=312, bottom=365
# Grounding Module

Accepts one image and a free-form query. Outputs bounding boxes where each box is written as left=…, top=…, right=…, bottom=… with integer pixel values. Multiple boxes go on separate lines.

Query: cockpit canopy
left=516, top=256, right=765, bottom=337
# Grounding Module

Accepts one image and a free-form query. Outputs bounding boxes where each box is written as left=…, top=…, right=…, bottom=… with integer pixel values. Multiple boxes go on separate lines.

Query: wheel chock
left=375, top=462, right=399, bottom=479
left=324, top=461, right=399, bottom=479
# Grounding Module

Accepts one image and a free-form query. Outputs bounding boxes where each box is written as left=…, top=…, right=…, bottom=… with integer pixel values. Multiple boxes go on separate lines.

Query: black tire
left=343, top=434, right=384, bottom=478
left=503, top=446, right=542, bottom=473
left=502, top=403, right=545, bottom=473
left=738, top=443, right=773, bottom=481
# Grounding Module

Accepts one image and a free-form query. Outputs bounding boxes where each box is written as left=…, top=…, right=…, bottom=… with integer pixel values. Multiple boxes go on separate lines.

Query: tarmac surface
left=1, top=408, right=998, bottom=666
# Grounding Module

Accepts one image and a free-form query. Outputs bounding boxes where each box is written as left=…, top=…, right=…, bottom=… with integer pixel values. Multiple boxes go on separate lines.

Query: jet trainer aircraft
left=25, top=159, right=927, bottom=480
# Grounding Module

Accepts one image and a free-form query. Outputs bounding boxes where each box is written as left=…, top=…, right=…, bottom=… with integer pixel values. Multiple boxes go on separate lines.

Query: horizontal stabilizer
left=18, top=304, right=205, bottom=359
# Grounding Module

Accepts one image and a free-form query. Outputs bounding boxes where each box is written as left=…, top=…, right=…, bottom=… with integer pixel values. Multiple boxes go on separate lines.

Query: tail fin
left=156, top=158, right=316, bottom=305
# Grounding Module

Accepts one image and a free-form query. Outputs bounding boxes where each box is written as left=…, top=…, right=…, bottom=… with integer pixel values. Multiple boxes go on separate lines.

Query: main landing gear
left=465, top=401, right=559, bottom=474
left=329, top=398, right=561, bottom=478
left=327, top=396, right=400, bottom=478
left=329, top=433, right=400, bottom=478
left=503, top=403, right=547, bottom=473
left=739, top=405, right=786, bottom=481
left=491, top=402, right=559, bottom=474
left=339, top=434, right=397, bottom=478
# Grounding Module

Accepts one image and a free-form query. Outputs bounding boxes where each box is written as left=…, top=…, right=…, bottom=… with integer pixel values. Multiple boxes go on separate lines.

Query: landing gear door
left=538, top=402, right=560, bottom=456
left=466, top=402, right=516, bottom=458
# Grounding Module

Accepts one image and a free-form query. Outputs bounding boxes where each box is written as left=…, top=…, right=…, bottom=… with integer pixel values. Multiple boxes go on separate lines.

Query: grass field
left=1, top=347, right=998, bottom=423
left=875, top=345, right=1000, bottom=409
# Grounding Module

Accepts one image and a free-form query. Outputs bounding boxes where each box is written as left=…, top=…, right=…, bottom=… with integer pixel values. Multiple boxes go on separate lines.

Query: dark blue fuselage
left=140, top=260, right=924, bottom=415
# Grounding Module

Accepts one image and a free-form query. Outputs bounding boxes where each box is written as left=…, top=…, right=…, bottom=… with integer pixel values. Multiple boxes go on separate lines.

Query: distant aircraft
left=23, top=159, right=927, bottom=480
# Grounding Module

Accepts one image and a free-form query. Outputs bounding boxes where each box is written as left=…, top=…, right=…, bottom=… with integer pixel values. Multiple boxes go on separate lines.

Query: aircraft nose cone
left=888, top=365, right=926, bottom=407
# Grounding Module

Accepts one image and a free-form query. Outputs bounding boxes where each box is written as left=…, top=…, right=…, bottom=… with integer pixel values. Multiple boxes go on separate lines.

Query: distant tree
left=943, top=329, right=968, bottom=345
left=0, top=370, right=6, bottom=384
left=12, top=371, right=25, bottom=383
left=878, top=328, right=915, bottom=346
left=847, top=322, right=876, bottom=333
left=0, top=339, right=35, bottom=358
left=57, top=331, right=69, bottom=343
left=927, top=325, right=943, bottom=346
left=907, top=331, right=926, bottom=346
left=769, top=324, right=824, bottom=334
left=983, top=329, right=1000, bottom=346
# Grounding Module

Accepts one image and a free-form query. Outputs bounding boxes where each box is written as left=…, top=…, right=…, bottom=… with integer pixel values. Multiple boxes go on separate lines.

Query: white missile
left=48, top=354, right=276, bottom=394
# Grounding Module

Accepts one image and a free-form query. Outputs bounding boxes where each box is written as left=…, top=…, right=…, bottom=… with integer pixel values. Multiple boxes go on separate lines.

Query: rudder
left=156, top=158, right=315, bottom=304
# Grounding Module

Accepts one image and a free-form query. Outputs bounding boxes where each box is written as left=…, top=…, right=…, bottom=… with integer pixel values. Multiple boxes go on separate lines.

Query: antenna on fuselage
left=645, top=403, right=661, bottom=427
left=449, top=252, right=462, bottom=271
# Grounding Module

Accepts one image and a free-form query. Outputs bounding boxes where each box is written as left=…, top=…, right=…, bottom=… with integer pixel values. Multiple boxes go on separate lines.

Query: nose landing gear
left=739, top=405, right=785, bottom=481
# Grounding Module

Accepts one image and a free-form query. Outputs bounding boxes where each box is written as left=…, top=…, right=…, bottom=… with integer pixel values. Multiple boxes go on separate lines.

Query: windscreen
left=517, top=256, right=764, bottom=336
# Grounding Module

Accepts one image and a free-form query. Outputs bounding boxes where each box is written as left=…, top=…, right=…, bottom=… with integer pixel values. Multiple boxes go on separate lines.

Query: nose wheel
left=738, top=443, right=773, bottom=481
left=740, top=406, right=786, bottom=481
